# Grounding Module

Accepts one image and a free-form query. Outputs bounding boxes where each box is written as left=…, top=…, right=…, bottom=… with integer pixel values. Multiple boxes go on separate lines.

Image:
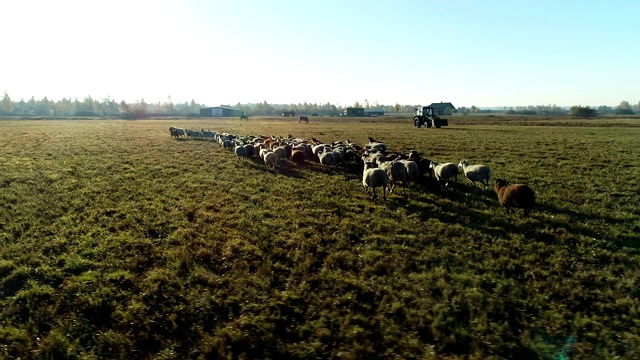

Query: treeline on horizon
left=0, top=93, right=637, bottom=118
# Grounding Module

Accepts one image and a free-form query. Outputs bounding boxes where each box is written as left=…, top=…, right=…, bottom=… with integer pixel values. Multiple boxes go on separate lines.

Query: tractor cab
left=415, top=106, right=435, bottom=118
left=413, top=106, right=448, bottom=128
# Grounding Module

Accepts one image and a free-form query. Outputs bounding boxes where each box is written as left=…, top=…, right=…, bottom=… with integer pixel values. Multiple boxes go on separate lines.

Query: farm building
left=428, top=102, right=456, bottom=116
left=200, top=107, right=244, bottom=117
left=364, top=109, right=384, bottom=117
left=342, top=107, right=365, bottom=117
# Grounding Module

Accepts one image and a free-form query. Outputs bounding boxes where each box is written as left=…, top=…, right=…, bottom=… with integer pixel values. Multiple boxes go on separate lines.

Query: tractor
left=413, top=106, right=449, bottom=128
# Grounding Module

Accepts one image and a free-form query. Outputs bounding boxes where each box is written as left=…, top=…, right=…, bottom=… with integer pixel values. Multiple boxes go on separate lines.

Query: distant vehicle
left=340, top=108, right=385, bottom=117
left=413, top=106, right=449, bottom=128
left=342, top=107, right=365, bottom=117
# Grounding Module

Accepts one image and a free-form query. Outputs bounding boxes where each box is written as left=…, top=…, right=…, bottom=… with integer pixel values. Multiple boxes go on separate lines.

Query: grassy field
left=0, top=116, right=639, bottom=359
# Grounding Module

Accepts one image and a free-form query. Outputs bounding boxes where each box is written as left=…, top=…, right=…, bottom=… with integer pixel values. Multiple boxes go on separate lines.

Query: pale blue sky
left=2, top=0, right=638, bottom=108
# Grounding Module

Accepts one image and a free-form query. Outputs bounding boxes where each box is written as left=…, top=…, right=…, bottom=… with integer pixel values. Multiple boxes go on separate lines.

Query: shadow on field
left=537, top=202, right=632, bottom=224
left=433, top=182, right=498, bottom=205
left=403, top=180, right=639, bottom=249
left=296, top=161, right=363, bottom=179
left=237, top=151, right=638, bottom=250
left=239, top=159, right=307, bottom=179
left=405, top=197, right=531, bottom=241
left=536, top=202, right=640, bottom=248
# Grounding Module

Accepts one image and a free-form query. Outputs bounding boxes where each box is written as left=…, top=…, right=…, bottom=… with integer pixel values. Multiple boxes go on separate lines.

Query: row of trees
left=457, top=102, right=639, bottom=116
left=228, top=101, right=419, bottom=117
left=1, top=93, right=638, bottom=118
left=0, top=93, right=420, bottom=118
left=567, top=101, right=638, bottom=118
left=0, top=93, right=205, bottom=117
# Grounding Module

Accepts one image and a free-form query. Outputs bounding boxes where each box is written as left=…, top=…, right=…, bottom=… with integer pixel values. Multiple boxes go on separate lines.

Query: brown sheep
left=494, top=179, right=536, bottom=216
left=290, top=149, right=305, bottom=167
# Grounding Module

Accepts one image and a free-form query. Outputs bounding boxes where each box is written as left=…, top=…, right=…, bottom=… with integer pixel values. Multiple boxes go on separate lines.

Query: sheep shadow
left=418, top=180, right=499, bottom=205
left=537, top=202, right=633, bottom=224
left=300, top=160, right=363, bottom=180
left=239, top=158, right=306, bottom=179
left=405, top=197, right=530, bottom=241
left=407, top=182, right=639, bottom=250
left=276, top=161, right=306, bottom=179
left=536, top=202, right=640, bottom=249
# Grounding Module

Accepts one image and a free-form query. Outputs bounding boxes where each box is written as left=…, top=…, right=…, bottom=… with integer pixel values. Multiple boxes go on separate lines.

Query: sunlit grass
left=0, top=116, right=639, bottom=359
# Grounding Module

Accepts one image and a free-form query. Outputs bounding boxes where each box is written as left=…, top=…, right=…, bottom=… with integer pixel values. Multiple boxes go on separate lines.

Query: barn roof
left=201, top=106, right=241, bottom=111
left=428, top=102, right=456, bottom=110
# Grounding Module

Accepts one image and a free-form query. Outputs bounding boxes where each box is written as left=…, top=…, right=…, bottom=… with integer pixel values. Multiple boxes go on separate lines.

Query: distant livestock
left=494, top=179, right=536, bottom=217
left=299, top=116, right=309, bottom=123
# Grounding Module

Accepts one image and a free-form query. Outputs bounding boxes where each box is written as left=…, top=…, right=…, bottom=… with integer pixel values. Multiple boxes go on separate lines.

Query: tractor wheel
left=413, top=116, right=421, bottom=128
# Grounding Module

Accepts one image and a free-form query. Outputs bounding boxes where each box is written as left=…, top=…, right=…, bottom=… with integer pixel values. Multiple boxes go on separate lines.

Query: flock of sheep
left=169, top=126, right=536, bottom=216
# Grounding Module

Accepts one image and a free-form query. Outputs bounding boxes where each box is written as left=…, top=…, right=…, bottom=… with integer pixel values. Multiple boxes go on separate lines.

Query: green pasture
left=0, top=116, right=638, bottom=359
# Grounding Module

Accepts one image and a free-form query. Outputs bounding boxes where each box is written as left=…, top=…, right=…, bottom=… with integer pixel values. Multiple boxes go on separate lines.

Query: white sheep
left=259, top=148, right=273, bottom=162
left=458, top=160, right=492, bottom=190
left=362, top=161, right=389, bottom=201
left=312, top=144, right=329, bottom=157
left=273, top=146, right=288, bottom=161
left=264, top=151, right=278, bottom=170
left=429, top=161, right=459, bottom=187
left=379, top=159, right=408, bottom=194
left=365, top=142, right=387, bottom=153
left=364, top=151, right=386, bottom=166
left=398, top=159, right=419, bottom=184
left=366, top=137, right=387, bottom=152
left=319, top=150, right=337, bottom=167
